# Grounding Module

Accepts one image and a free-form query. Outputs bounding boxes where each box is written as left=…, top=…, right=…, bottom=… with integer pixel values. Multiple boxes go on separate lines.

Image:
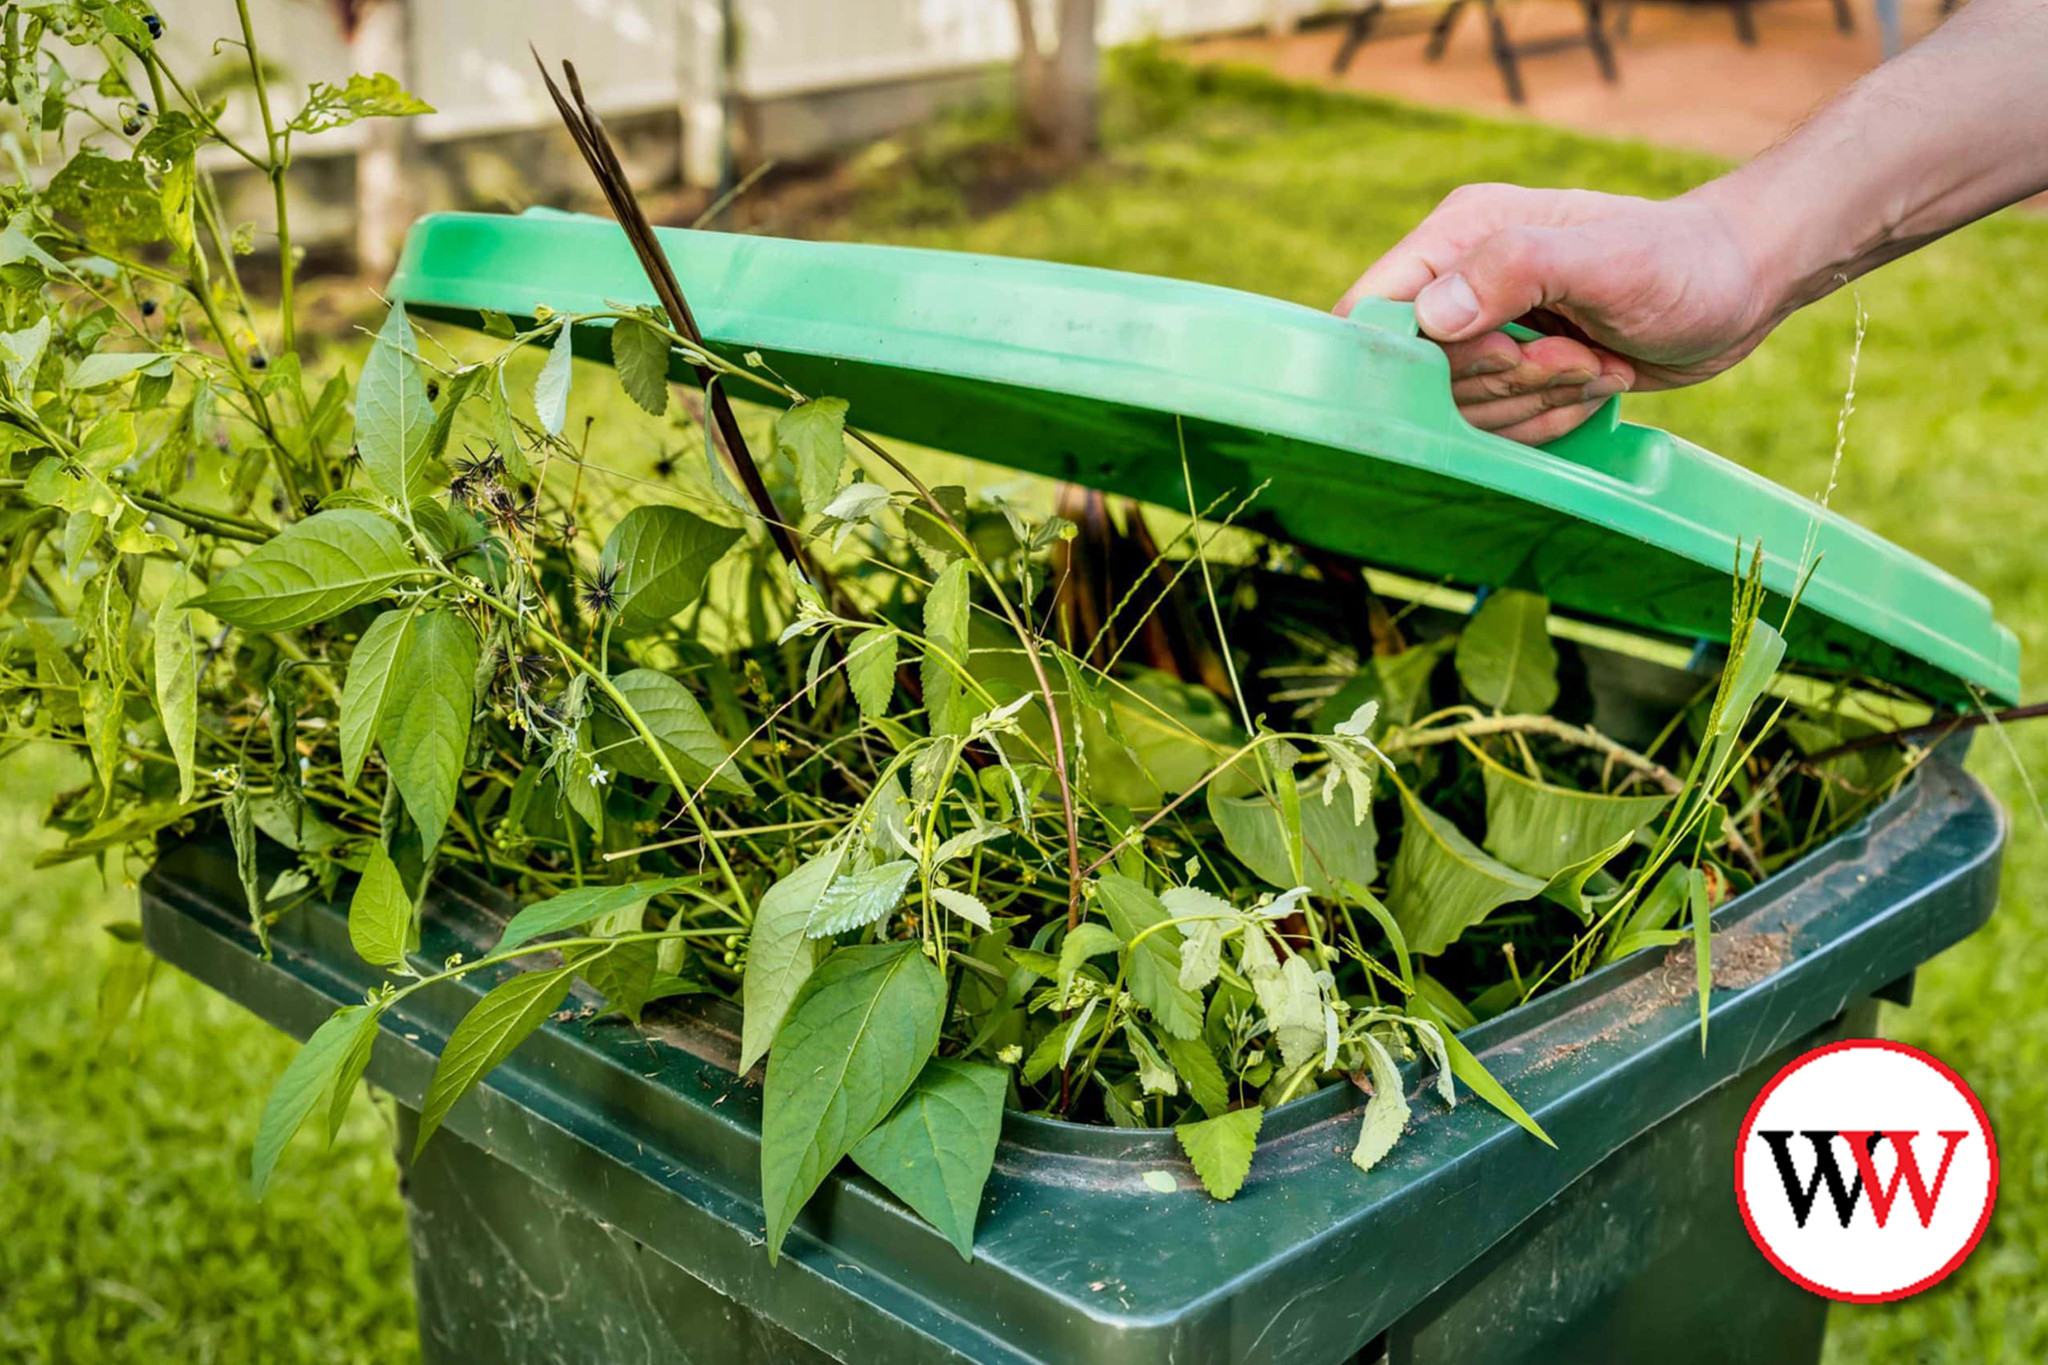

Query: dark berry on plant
left=250, top=352, right=267, bottom=370
left=653, top=456, right=677, bottom=478
left=144, top=14, right=163, bottom=38
left=123, top=118, right=141, bottom=136
left=140, top=299, right=157, bottom=317
left=270, top=495, right=286, bottom=514
left=426, top=379, right=440, bottom=401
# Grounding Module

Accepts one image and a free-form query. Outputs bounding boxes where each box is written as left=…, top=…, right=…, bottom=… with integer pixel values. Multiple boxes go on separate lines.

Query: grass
left=6, top=49, right=2045, bottom=1362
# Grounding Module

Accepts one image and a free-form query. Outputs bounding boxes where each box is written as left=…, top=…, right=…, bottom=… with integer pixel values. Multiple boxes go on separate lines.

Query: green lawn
left=6, top=50, right=2045, bottom=1362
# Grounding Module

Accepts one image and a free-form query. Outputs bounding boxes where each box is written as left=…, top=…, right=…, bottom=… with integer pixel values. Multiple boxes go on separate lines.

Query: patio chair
left=1331, top=0, right=1618, bottom=104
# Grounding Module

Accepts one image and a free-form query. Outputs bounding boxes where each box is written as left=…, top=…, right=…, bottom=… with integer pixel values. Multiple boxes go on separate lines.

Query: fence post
left=678, top=0, right=729, bottom=189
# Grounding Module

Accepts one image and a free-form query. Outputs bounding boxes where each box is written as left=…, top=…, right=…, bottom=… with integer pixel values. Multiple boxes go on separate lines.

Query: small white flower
left=587, top=764, right=610, bottom=788
left=997, top=1044, right=1023, bottom=1066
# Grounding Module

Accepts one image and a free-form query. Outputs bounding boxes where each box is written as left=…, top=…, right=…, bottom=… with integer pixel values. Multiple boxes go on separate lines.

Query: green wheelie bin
left=142, top=209, right=2013, bottom=1365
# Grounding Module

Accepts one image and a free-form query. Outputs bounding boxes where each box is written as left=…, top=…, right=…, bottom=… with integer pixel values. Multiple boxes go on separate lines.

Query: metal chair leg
left=1332, top=0, right=1387, bottom=74
left=1583, top=0, right=1619, bottom=81
left=1425, top=0, right=1467, bottom=62
left=1480, top=0, right=1527, bottom=102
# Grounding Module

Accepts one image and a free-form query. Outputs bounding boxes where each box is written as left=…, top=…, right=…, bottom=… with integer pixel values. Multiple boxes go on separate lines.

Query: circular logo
left=1736, top=1039, right=1997, bottom=1302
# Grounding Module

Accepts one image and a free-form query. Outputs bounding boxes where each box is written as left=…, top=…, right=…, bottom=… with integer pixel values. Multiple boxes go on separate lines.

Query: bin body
left=141, top=753, right=2003, bottom=1365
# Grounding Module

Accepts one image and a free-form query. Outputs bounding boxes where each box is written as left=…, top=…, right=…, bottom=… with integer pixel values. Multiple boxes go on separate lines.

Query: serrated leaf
left=251, top=1006, right=374, bottom=1197
left=152, top=563, right=197, bottom=803
left=378, top=609, right=476, bottom=850
left=287, top=73, right=433, bottom=135
left=356, top=303, right=436, bottom=501
left=595, top=667, right=749, bottom=797
left=415, top=965, right=577, bottom=1157
left=1350, top=1033, right=1410, bottom=1174
left=739, top=846, right=847, bottom=1074
left=1408, top=997, right=1554, bottom=1148
left=610, top=317, right=671, bottom=416
left=922, top=558, right=973, bottom=737
left=1162, top=1034, right=1232, bottom=1117
left=847, top=626, right=897, bottom=723
left=534, top=321, right=574, bottom=436
left=1094, top=873, right=1203, bottom=1040
left=850, top=1057, right=1005, bottom=1260
left=338, top=607, right=415, bottom=791
left=348, top=842, right=411, bottom=968
left=807, top=859, right=918, bottom=938
left=187, top=510, right=416, bottom=630
left=1058, top=921, right=1122, bottom=988
left=775, top=397, right=849, bottom=515
left=1176, top=1105, right=1263, bottom=1199
left=1455, top=590, right=1558, bottom=714
left=600, top=505, right=742, bottom=634
left=494, top=876, right=688, bottom=954
left=761, top=943, right=945, bottom=1262
left=931, top=885, right=992, bottom=929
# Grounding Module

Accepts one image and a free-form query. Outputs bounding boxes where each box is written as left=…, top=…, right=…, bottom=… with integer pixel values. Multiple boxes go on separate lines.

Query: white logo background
left=1736, top=1040, right=1997, bottom=1302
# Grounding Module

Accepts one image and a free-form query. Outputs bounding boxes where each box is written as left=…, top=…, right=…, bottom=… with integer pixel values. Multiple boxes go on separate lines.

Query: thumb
left=1413, top=226, right=1596, bottom=343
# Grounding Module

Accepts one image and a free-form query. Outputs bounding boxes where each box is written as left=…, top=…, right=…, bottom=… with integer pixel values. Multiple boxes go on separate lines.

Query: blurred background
left=7, top=1, right=2046, bottom=1361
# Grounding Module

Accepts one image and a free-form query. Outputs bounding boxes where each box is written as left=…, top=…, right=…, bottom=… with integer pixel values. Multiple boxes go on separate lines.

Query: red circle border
left=1733, top=1037, right=1999, bottom=1304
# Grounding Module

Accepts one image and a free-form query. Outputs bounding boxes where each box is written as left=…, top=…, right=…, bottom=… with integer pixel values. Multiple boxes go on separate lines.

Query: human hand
left=1337, top=185, right=1777, bottom=444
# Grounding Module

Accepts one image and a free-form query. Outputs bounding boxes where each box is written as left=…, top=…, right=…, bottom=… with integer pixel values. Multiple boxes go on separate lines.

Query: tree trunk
left=352, top=0, right=414, bottom=279
left=1010, top=0, right=1099, bottom=162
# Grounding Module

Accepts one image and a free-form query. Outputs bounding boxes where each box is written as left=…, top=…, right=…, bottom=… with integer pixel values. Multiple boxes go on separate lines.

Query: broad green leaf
left=320, top=1008, right=381, bottom=1147
left=922, top=559, right=973, bottom=736
left=600, top=505, right=742, bottom=634
left=1176, top=1105, right=1263, bottom=1199
left=596, top=667, right=749, bottom=797
left=71, top=350, right=161, bottom=389
left=1254, top=952, right=1332, bottom=1072
left=47, top=150, right=164, bottom=245
left=1209, top=777, right=1375, bottom=896
left=356, top=303, right=436, bottom=501
left=577, top=940, right=665, bottom=1024
left=739, top=846, right=846, bottom=1074
left=379, top=609, right=477, bottom=850
left=1386, top=787, right=1544, bottom=957
left=775, top=397, right=849, bottom=515
left=761, top=943, right=945, bottom=1262
left=1350, top=1033, right=1410, bottom=1174
left=415, top=964, right=577, bottom=1156
left=187, top=510, right=416, bottom=630
left=348, top=842, right=412, bottom=969
left=1481, top=758, right=1669, bottom=879
left=495, top=877, right=689, bottom=954
left=1455, top=590, right=1558, bottom=714
left=610, top=316, right=671, bottom=415
left=1091, top=668, right=1240, bottom=807
left=807, top=859, right=917, bottom=938
left=422, top=364, right=487, bottom=467
left=847, top=626, right=897, bottom=723
left=1094, top=873, right=1203, bottom=1040
left=850, top=1057, right=1006, bottom=1260
left=534, top=321, right=574, bottom=436
left=931, top=886, right=992, bottom=929
left=251, top=1006, right=374, bottom=1197
left=1537, top=833, right=1637, bottom=922
left=151, top=563, right=197, bottom=803
left=286, top=72, right=433, bottom=135
left=1163, top=1034, right=1232, bottom=1117
left=1023, top=1002, right=1109, bottom=1084
left=338, top=607, right=416, bottom=791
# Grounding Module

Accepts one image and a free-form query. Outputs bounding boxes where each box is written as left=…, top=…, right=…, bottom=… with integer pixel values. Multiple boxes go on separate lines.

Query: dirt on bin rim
left=1532, top=928, right=1794, bottom=1072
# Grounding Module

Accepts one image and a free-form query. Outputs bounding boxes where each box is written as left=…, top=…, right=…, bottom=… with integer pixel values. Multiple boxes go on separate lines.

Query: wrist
left=1682, top=170, right=1830, bottom=334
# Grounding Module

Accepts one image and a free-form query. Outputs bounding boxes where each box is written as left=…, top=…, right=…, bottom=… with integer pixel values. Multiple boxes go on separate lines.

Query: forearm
left=1693, top=0, right=2048, bottom=323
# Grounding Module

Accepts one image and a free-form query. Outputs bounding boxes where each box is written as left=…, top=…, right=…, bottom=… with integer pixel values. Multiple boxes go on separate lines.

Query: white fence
left=163, top=0, right=1298, bottom=161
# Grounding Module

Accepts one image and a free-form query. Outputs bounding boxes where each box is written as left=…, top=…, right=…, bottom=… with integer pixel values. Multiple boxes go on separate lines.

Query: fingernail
left=1415, top=274, right=1480, bottom=337
left=1582, top=375, right=1629, bottom=401
left=1471, top=355, right=1516, bottom=376
left=1546, top=368, right=1596, bottom=389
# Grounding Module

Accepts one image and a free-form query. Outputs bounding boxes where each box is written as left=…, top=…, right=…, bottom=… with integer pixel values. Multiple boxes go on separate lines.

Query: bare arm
left=1339, top=0, right=2048, bottom=444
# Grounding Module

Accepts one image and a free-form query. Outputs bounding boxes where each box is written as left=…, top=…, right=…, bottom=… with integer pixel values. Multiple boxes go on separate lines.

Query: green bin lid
left=389, top=209, right=2018, bottom=706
